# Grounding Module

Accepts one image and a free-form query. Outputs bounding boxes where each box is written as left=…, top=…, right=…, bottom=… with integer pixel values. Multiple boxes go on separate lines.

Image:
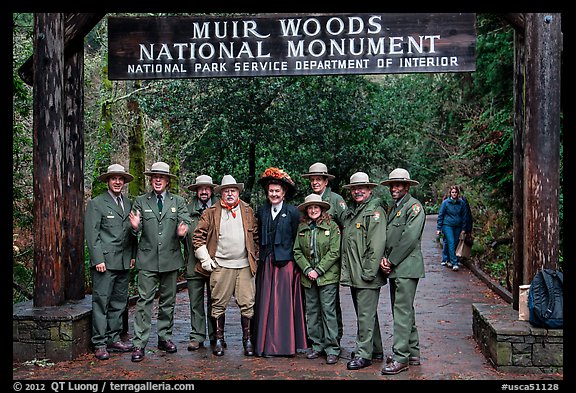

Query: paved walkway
left=12, top=215, right=564, bottom=384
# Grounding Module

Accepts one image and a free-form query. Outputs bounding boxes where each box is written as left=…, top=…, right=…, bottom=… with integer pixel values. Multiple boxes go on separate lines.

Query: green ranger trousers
left=389, top=277, right=420, bottom=363
left=350, top=286, right=383, bottom=359
left=303, top=283, right=340, bottom=356
left=132, top=269, right=178, bottom=348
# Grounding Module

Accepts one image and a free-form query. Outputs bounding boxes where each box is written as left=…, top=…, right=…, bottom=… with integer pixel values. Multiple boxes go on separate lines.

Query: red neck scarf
left=220, top=199, right=240, bottom=218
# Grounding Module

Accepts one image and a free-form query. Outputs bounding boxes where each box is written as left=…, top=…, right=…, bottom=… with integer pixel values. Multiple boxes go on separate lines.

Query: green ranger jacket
left=322, top=186, right=347, bottom=227
left=385, top=193, right=426, bottom=279
left=293, top=218, right=341, bottom=288
left=132, top=191, right=192, bottom=272
left=340, top=195, right=387, bottom=289
left=85, top=192, right=137, bottom=269
left=183, top=195, right=219, bottom=278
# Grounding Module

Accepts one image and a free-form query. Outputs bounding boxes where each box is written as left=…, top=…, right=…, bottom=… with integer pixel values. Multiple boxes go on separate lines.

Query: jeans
left=442, top=226, right=461, bottom=266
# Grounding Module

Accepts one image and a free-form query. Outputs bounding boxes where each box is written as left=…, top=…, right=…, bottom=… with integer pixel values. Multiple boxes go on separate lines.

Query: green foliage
left=13, top=260, right=33, bottom=304
left=13, top=14, right=34, bottom=231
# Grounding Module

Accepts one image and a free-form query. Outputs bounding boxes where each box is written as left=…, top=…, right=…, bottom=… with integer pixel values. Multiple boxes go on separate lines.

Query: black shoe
left=107, top=341, right=134, bottom=352
left=306, top=349, right=320, bottom=359
left=187, top=339, right=202, bottom=351
left=381, top=360, right=409, bottom=375
left=326, top=354, right=339, bottom=365
left=131, top=347, right=145, bottom=362
left=386, top=354, right=419, bottom=365
left=347, top=356, right=372, bottom=370
left=158, top=339, right=177, bottom=353
left=94, top=347, right=109, bottom=360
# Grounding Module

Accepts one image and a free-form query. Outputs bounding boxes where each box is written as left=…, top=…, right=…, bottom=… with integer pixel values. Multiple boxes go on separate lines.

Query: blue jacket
left=437, top=197, right=468, bottom=232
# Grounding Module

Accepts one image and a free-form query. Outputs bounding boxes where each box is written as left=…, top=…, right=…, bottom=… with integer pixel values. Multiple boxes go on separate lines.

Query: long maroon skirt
left=252, top=255, right=308, bottom=357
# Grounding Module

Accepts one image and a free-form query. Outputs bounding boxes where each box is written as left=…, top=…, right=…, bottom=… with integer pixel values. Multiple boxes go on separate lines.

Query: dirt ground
left=12, top=215, right=564, bottom=387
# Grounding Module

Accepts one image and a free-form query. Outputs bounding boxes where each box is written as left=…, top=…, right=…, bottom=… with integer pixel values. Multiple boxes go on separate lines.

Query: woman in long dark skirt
left=253, top=167, right=308, bottom=357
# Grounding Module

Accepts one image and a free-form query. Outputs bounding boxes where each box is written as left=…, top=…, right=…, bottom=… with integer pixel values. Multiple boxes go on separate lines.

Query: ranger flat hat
left=98, top=164, right=134, bottom=183
left=297, top=193, right=331, bottom=212
left=342, top=171, right=378, bottom=189
left=143, top=161, right=177, bottom=179
left=380, top=168, right=419, bottom=186
left=301, top=162, right=335, bottom=180
left=214, top=174, right=244, bottom=194
left=187, top=175, right=217, bottom=191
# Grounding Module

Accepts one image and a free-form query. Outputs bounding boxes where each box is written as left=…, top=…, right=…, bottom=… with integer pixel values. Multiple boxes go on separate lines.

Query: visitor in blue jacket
left=436, top=185, right=468, bottom=271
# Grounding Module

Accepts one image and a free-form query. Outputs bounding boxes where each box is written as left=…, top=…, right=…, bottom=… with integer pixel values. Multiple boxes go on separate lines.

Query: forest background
left=12, top=13, right=564, bottom=303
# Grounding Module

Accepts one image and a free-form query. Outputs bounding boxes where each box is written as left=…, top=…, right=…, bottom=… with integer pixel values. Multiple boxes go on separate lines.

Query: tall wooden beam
left=512, top=21, right=525, bottom=310
left=32, top=13, right=66, bottom=307
left=63, top=37, right=85, bottom=300
left=522, top=13, right=561, bottom=282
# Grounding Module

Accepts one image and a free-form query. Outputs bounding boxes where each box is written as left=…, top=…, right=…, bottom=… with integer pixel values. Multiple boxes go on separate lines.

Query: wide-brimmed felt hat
left=98, top=164, right=134, bottom=183
left=258, top=167, right=297, bottom=199
left=301, top=162, right=335, bottom=180
left=380, top=168, right=419, bottom=186
left=342, top=172, right=378, bottom=189
left=187, top=175, right=217, bottom=191
left=298, top=193, right=331, bottom=212
left=214, top=174, right=244, bottom=194
left=143, top=161, right=178, bottom=179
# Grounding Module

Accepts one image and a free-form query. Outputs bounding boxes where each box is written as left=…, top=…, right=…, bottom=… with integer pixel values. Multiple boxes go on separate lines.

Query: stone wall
left=472, top=303, right=563, bottom=374
left=13, top=296, right=92, bottom=363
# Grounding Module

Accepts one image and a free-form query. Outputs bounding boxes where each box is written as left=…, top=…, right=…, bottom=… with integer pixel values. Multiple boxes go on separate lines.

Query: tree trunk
left=522, top=13, right=561, bottom=280
left=33, top=13, right=65, bottom=307
left=62, top=32, right=85, bottom=300
left=512, top=22, right=525, bottom=311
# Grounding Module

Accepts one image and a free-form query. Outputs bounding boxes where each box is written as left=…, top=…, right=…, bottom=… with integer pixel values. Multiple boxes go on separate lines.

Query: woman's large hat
left=97, top=164, right=134, bottom=183
left=380, top=168, right=419, bottom=186
left=301, top=162, right=335, bottom=180
left=258, top=167, right=297, bottom=199
left=214, top=175, right=244, bottom=194
left=187, top=175, right=217, bottom=191
left=143, top=161, right=178, bottom=179
left=342, top=172, right=378, bottom=189
left=297, top=193, right=331, bottom=212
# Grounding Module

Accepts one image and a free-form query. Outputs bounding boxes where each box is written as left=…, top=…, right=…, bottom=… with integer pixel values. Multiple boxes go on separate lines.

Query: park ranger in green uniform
left=85, top=164, right=138, bottom=360
left=301, top=162, right=347, bottom=226
left=183, top=175, right=219, bottom=351
left=128, top=161, right=192, bottom=362
left=339, top=171, right=387, bottom=370
left=301, top=162, right=347, bottom=343
left=379, top=168, right=425, bottom=375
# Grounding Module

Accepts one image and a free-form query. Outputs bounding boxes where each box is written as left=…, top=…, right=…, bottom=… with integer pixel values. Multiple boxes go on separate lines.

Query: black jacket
left=257, top=202, right=300, bottom=266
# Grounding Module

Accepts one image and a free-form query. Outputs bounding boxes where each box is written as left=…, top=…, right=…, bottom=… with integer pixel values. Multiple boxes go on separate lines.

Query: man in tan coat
left=192, top=175, right=259, bottom=357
